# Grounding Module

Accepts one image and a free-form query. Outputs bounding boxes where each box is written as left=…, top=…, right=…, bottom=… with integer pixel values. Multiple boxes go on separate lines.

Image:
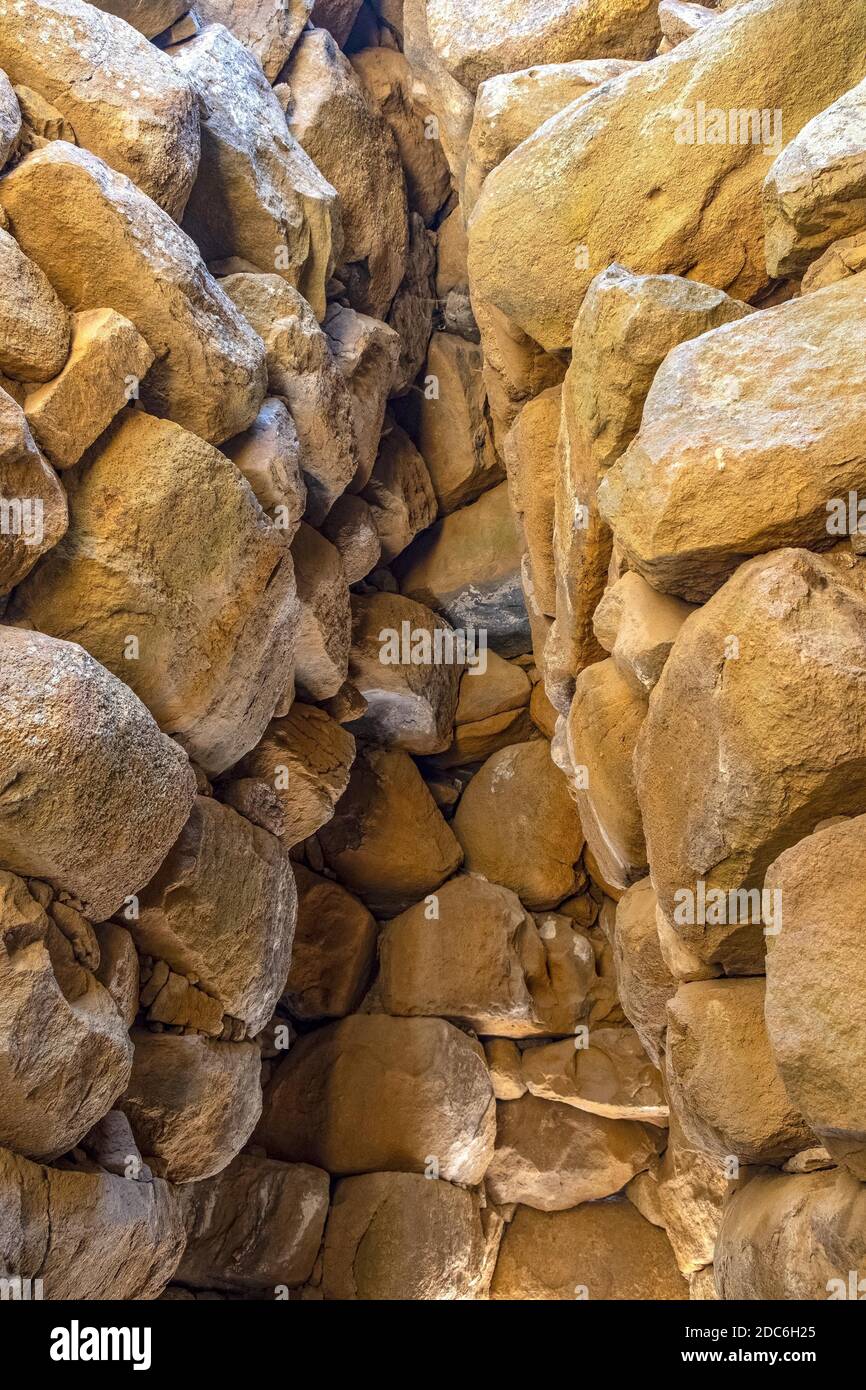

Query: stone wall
left=1, top=0, right=865, bottom=1302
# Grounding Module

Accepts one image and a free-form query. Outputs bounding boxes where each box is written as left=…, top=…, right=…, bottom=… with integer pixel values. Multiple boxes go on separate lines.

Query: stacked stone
left=2, top=0, right=866, bottom=1305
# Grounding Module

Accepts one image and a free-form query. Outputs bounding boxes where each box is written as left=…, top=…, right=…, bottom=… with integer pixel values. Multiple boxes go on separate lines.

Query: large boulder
left=490, top=1198, right=688, bottom=1300
left=0, top=627, right=195, bottom=921
left=503, top=385, right=560, bottom=618
left=764, top=76, right=866, bottom=278
left=593, top=572, right=695, bottom=697
left=120, top=1032, right=263, bottom=1183
left=466, top=58, right=639, bottom=208
left=425, top=0, right=659, bottom=92
left=764, top=817, right=866, bottom=1180
left=402, top=0, right=474, bottom=192
left=220, top=273, right=357, bottom=522
left=350, top=46, right=451, bottom=224
left=9, top=410, right=298, bottom=777
left=133, top=796, right=296, bottom=1035
left=23, top=307, right=154, bottom=471
left=291, top=522, right=350, bottom=700
left=411, top=333, right=501, bottom=513
left=0, top=871, right=134, bottom=1161
left=255, top=1015, right=495, bottom=1184
left=612, top=878, right=678, bottom=1067
left=283, top=26, right=408, bottom=318
left=666, top=978, right=813, bottom=1165
left=0, top=0, right=200, bottom=219
left=560, top=658, right=648, bottom=890
left=715, top=1167, right=866, bottom=1300
left=346, top=592, right=463, bottom=754
left=0, top=227, right=71, bottom=383
left=485, top=1093, right=664, bottom=1211
left=599, top=275, right=866, bottom=601
left=0, top=386, right=68, bottom=596
left=323, top=303, right=400, bottom=489
left=379, top=875, right=596, bottom=1037
left=468, top=0, right=866, bottom=349
left=396, top=481, right=530, bottom=656
left=453, top=741, right=584, bottom=909
left=282, top=865, right=377, bottom=1021
left=361, top=419, right=437, bottom=563
left=175, top=1153, right=329, bottom=1292
left=172, top=24, right=339, bottom=321
left=193, top=0, right=313, bottom=80
left=547, top=265, right=750, bottom=698
left=521, top=1026, right=668, bottom=1124
left=222, top=703, right=355, bottom=850
left=636, top=549, right=866, bottom=970
left=322, top=1172, right=490, bottom=1301
left=90, top=0, right=188, bottom=39
left=318, top=745, right=462, bottom=915
left=0, top=1146, right=185, bottom=1300
left=0, top=143, right=267, bottom=444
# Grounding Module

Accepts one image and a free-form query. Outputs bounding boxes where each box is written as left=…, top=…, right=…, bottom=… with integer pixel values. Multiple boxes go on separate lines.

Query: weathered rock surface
left=362, top=418, right=437, bottom=562
left=319, top=744, right=462, bottom=914
left=486, top=1093, right=664, bottom=1211
left=172, top=24, right=339, bottom=321
left=379, top=875, right=594, bottom=1037
left=491, top=1198, right=688, bottom=1300
left=0, top=143, right=268, bottom=444
left=220, top=273, right=357, bottom=522
left=636, top=549, right=866, bottom=969
left=0, top=385, right=68, bottom=595
left=0, top=0, right=200, bottom=219
left=0, top=871, right=134, bottom=1161
left=466, top=57, right=638, bottom=206
left=0, top=227, right=71, bottom=383
left=396, top=481, right=529, bottom=656
left=656, top=1112, right=730, bottom=1276
left=221, top=397, right=306, bottom=532
left=9, top=410, right=298, bottom=777
left=425, top=0, right=659, bottom=92
left=322, top=1172, right=490, bottom=1300
left=176, top=1153, right=329, bottom=1291
left=256, top=1014, right=495, bottom=1183
left=764, top=76, right=866, bottom=278
left=548, top=266, right=750, bottom=697
left=599, top=275, right=866, bottom=600
left=91, top=0, right=188, bottom=39
left=468, top=0, right=866, bottom=349
left=133, top=796, right=296, bottom=1034
left=282, top=864, right=377, bottom=1021
left=23, top=307, right=154, bottom=469
left=453, top=741, right=584, bottom=909
left=194, top=0, right=313, bottom=81
left=613, top=878, right=678, bottom=1067
left=0, top=627, right=195, bottom=921
left=323, top=302, right=400, bottom=488
left=764, top=818, right=866, bottom=1180
left=121, top=1032, right=262, bottom=1183
left=283, top=27, right=408, bottom=318
left=0, top=1146, right=185, bottom=1300
left=412, top=332, right=501, bottom=513
left=561, top=659, right=648, bottom=890
left=350, top=46, right=451, bottom=224
left=594, top=572, right=695, bottom=696
left=666, top=978, right=813, bottom=1165
left=291, top=522, right=351, bottom=700
left=715, top=1168, right=866, bottom=1300
left=320, top=493, right=381, bottom=583
left=347, top=591, right=462, bottom=754
left=224, top=703, right=355, bottom=849
left=386, top=211, right=437, bottom=395
left=521, top=1027, right=668, bottom=1124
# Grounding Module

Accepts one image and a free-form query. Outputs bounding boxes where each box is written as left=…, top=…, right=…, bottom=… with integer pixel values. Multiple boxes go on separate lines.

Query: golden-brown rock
left=256, top=1014, right=495, bottom=1183
left=282, top=864, right=377, bottom=1021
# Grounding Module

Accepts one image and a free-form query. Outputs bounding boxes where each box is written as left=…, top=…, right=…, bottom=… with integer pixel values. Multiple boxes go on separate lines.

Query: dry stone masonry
left=1, top=0, right=865, bottom=1306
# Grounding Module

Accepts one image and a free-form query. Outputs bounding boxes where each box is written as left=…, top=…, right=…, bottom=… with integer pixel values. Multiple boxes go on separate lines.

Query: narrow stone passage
left=1, top=0, right=866, bottom=1309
